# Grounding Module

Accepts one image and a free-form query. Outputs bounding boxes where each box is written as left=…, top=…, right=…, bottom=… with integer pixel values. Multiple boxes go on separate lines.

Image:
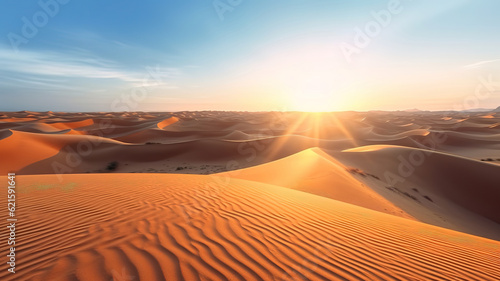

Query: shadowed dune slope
left=331, top=145, right=500, bottom=240
left=340, top=145, right=500, bottom=224
left=0, top=174, right=498, bottom=281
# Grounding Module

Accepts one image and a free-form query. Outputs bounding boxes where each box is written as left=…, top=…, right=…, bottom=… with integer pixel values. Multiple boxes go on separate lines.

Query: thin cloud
left=463, top=59, right=500, bottom=69
left=0, top=46, right=181, bottom=88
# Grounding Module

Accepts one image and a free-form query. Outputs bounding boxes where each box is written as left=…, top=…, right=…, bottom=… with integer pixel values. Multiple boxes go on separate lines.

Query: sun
left=291, top=91, right=334, bottom=112
left=288, top=77, right=345, bottom=112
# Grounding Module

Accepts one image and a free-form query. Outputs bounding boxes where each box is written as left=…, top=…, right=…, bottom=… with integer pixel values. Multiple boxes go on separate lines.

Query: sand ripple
left=1, top=174, right=498, bottom=281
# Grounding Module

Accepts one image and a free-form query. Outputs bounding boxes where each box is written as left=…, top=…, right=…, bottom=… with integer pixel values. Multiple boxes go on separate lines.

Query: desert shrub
left=402, top=192, right=419, bottom=202
left=106, top=161, right=119, bottom=171
left=346, top=167, right=367, bottom=177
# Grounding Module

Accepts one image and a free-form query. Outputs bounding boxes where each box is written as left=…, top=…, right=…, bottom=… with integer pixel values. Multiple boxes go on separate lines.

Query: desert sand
left=1, top=110, right=499, bottom=280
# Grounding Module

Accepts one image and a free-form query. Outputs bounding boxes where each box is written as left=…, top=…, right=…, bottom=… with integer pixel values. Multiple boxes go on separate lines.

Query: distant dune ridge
left=1, top=110, right=500, bottom=280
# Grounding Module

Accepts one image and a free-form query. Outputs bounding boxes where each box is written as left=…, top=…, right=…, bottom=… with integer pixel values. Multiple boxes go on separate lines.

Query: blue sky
left=1, top=0, right=500, bottom=112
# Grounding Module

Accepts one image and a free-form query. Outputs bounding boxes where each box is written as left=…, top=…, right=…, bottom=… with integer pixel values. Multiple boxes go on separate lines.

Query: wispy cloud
left=0, top=45, right=181, bottom=89
left=463, top=59, right=500, bottom=69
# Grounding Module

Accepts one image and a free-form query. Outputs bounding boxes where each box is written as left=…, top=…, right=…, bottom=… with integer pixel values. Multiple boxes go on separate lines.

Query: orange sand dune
left=221, top=145, right=500, bottom=240
left=2, top=111, right=498, bottom=280
left=12, top=132, right=354, bottom=175
left=113, top=128, right=233, bottom=143
left=220, top=148, right=412, bottom=219
left=363, top=128, right=430, bottom=141
left=0, top=129, right=13, bottom=140
left=0, top=130, right=125, bottom=174
left=45, top=118, right=95, bottom=130
left=0, top=117, right=37, bottom=122
left=335, top=145, right=500, bottom=240
left=1, top=110, right=500, bottom=177
left=437, top=130, right=500, bottom=142
left=63, top=129, right=88, bottom=135
left=0, top=173, right=498, bottom=281
left=0, top=130, right=60, bottom=173
left=340, top=145, right=500, bottom=222
left=157, top=116, right=179, bottom=129
left=14, top=123, right=67, bottom=133
left=114, top=128, right=254, bottom=143
left=84, top=120, right=161, bottom=138
left=12, top=120, right=94, bottom=134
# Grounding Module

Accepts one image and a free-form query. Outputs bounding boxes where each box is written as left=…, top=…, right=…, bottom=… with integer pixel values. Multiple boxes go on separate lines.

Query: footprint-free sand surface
left=1, top=174, right=499, bottom=281
left=1, top=110, right=499, bottom=280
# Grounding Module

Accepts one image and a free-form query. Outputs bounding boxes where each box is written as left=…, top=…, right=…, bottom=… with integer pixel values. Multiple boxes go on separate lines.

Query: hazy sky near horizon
left=1, top=0, right=500, bottom=112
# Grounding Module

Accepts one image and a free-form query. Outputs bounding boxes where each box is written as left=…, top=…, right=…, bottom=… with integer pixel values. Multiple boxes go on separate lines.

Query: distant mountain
left=494, top=106, right=500, bottom=112
left=460, top=108, right=494, bottom=112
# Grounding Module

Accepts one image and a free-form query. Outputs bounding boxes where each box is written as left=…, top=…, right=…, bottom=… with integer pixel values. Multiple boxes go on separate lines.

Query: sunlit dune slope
left=46, top=118, right=95, bottom=131
left=1, top=174, right=498, bottom=281
left=0, top=130, right=124, bottom=174
left=219, top=148, right=412, bottom=219
left=0, top=130, right=61, bottom=173
left=157, top=116, right=179, bottom=129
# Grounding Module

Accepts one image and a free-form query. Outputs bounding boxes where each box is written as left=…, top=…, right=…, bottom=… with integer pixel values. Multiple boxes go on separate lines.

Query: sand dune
left=0, top=174, right=498, bottom=281
left=157, top=116, right=179, bottom=129
left=0, top=130, right=61, bottom=173
left=217, top=143, right=500, bottom=240
left=0, top=129, right=125, bottom=174
left=335, top=145, right=500, bottom=240
left=45, top=118, right=95, bottom=131
left=1, top=111, right=500, bottom=280
left=2, top=111, right=500, bottom=175
left=341, top=145, right=500, bottom=221
left=220, top=148, right=413, bottom=219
